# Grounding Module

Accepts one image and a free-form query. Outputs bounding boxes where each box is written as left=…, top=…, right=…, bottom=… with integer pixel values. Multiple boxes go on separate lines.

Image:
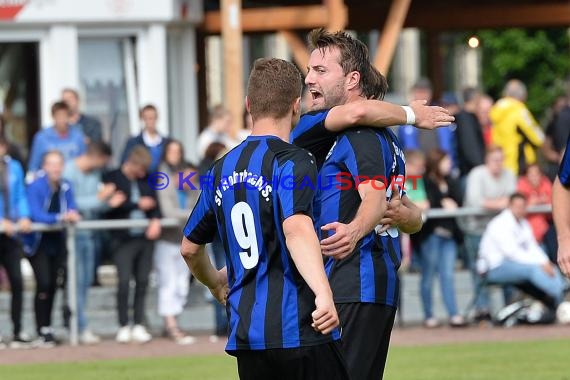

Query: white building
left=0, top=0, right=203, bottom=162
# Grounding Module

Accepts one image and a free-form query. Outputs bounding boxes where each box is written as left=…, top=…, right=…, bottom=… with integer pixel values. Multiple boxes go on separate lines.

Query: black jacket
left=412, top=175, right=464, bottom=248
left=454, top=110, right=485, bottom=176
left=102, top=169, right=161, bottom=223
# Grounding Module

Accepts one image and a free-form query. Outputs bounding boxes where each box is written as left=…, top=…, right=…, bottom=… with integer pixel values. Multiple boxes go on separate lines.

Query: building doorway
left=0, top=42, right=40, bottom=163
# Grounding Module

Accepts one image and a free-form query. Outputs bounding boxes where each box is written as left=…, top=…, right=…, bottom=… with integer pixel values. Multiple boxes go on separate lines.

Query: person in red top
left=517, top=164, right=553, bottom=243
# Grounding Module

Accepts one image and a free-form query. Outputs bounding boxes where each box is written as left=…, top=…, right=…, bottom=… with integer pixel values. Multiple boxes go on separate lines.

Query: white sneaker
left=131, top=325, right=152, bottom=343
left=80, top=330, right=101, bottom=345
left=175, top=335, right=196, bottom=345
left=0, top=336, right=7, bottom=350
left=116, top=326, right=132, bottom=343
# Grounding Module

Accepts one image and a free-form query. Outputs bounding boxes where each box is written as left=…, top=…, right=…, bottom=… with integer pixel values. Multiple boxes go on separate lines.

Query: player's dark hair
left=247, top=58, right=302, bottom=121
left=308, top=28, right=387, bottom=100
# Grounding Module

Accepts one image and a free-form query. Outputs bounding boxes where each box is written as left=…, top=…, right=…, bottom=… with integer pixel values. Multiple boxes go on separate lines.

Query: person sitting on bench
left=477, top=192, right=566, bottom=311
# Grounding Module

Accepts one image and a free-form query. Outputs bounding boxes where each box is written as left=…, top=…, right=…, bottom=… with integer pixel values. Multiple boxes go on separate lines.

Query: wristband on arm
left=402, top=106, right=416, bottom=125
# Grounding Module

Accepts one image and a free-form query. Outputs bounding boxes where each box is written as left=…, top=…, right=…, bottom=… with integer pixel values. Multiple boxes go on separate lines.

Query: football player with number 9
left=180, top=58, right=349, bottom=380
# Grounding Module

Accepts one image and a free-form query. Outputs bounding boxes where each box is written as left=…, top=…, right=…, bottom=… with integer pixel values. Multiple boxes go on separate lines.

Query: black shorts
left=337, top=303, right=396, bottom=380
left=234, top=341, right=349, bottom=380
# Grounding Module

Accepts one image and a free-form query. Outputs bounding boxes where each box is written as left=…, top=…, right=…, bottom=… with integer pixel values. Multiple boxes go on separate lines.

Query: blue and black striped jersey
left=291, top=110, right=336, bottom=170
left=183, top=135, right=339, bottom=352
left=292, top=111, right=404, bottom=306
left=559, top=135, right=570, bottom=186
left=318, top=127, right=404, bottom=306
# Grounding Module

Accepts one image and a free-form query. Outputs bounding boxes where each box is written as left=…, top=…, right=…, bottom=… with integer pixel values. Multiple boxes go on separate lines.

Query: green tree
left=478, top=28, right=570, bottom=120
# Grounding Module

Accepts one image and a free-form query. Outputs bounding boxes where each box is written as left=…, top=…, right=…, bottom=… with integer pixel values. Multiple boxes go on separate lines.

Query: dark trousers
left=113, top=237, right=154, bottom=326
left=28, top=238, right=66, bottom=334
left=0, top=235, right=24, bottom=336
left=337, top=303, right=397, bottom=380
left=235, top=341, right=349, bottom=380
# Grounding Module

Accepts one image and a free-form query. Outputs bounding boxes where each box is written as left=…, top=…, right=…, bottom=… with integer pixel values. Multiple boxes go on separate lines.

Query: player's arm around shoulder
left=324, top=99, right=454, bottom=132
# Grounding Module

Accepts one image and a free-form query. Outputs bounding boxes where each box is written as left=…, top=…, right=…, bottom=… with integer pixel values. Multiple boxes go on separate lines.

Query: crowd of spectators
left=0, top=88, right=244, bottom=349
left=401, top=78, right=569, bottom=327
left=0, top=76, right=569, bottom=349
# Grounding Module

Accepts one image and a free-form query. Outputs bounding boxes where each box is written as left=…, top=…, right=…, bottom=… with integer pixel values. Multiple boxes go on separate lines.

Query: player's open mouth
left=309, top=89, right=323, bottom=101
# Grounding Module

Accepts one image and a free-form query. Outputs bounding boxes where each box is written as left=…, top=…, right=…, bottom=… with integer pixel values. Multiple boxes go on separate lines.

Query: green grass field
left=2, top=339, right=569, bottom=380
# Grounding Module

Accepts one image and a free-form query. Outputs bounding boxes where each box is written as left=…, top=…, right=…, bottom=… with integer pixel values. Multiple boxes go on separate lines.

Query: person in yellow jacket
left=490, top=79, right=544, bottom=175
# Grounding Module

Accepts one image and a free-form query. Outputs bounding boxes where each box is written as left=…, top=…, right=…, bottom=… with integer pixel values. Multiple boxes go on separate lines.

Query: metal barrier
left=0, top=218, right=180, bottom=346
left=0, top=204, right=553, bottom=346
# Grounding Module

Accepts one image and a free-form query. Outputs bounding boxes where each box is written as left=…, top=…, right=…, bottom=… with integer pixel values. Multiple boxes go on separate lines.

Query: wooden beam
left=221, top=0, right=243, bottom=138
left=373, top=0, right=411, bottom=75
left=203, top=5, right=328, bottom=33
left=349, top=2, right=570, bottom=31
left=279, top=31, right=310, bottom=75
left=324, top=0, right=348, bottom=31
left=426, top=31, right=443, bottom=102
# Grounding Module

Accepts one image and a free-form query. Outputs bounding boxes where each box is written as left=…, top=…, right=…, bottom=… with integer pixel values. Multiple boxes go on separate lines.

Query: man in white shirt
left=478, top=193, right=566, bottom=308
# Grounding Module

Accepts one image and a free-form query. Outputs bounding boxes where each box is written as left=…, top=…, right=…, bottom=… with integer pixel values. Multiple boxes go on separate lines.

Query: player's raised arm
left=324, top=99, right=454, bottom=132
left=283, top=214, right=339, bottom=335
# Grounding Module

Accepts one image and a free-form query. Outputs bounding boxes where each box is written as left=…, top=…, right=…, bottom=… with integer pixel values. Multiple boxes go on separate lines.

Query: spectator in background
left=0, top=114, right=26, bottom=170
left=517, top=164, right=552, bottom=244
left=490, top=79, right=544, bottom=175
left=198, top=142, right=227, bottom=176
left=404, top=150, right=429, bottom=209
left=197, top=105, right=236, bottom=160
left=154, top=140, right=196, bottom=345
left=417, top=149, right=466, bottom=328
left=477, top=193, right=566, bottom=311
left=198, top=142, right=230, bottom=341
left=61, top=88, right=103, bottom=144
left=461, top=146, right=517, bottom=318
left=0, top=138, right=33, bottom=348
left=28, top=102, right=87, bottom=174
left=398, top=79, right=456, bottom=161
left=23, top=151, right=80, bottom=347
left=476, top=94, right=494, bottom=147
left=542, top=96, right=570, bottom=181
left=63, top=142, right=114, bottom=345
left=121, top=104, right=170, bottom=172
left=454, top=88, right=485, bottom=180
left=403, top=149, right=429, bottom=271
left=103, top=146, right=161, bottom=344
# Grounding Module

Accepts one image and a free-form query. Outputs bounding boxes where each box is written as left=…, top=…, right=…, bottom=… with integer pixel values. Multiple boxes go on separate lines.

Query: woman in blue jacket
left=24, top=150, right=80, bottom=347
left=0, top=138, right=33, bottom=348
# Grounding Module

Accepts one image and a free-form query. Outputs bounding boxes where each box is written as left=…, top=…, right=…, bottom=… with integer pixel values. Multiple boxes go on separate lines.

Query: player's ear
left=245, top=96, right=251, bottom=114
left=292, top=97, right=301, bottom=116
left=346, top=70, right=360, bottom=91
